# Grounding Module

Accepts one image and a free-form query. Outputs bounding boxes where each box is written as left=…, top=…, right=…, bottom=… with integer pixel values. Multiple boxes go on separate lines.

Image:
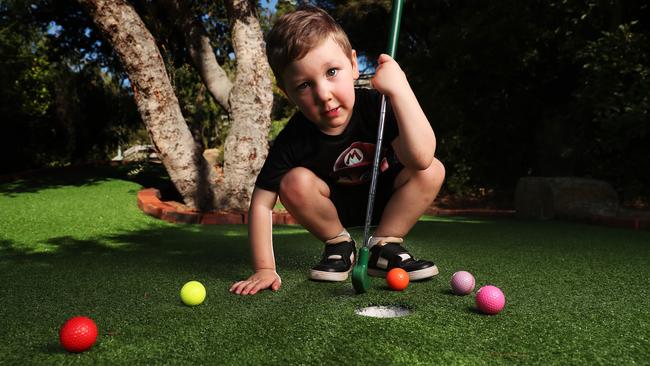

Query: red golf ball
left=475, top=285, right=506, bottom=315
left=386, top=268, right=409, bottom=291
left=59, top=316, right=98, bottom=353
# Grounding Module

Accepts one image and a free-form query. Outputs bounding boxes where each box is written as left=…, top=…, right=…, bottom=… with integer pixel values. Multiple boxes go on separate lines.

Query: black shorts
left=330, top=164, right=403, bottom=228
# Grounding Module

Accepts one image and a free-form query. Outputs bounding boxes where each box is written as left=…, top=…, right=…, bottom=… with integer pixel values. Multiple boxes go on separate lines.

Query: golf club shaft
left=386, top=0, right=404, bottom=58
left=362, top=96, right=387, bottom=247
left=361, top=0, right=404, bottom=248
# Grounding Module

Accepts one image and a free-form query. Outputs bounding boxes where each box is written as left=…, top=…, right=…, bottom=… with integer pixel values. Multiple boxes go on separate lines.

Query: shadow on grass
left=465, top=306, right=483, bottom=315
left=439, top=288, right=457, bottom=296
left=328, top=285, right=357, bottom=297
left=42, top=342, right=64, bottom=355
left=0, top=225, right=316, bottom=280
left=3, top=214, right=648, bottom=292
left=0, top=163, right=176, bottom=198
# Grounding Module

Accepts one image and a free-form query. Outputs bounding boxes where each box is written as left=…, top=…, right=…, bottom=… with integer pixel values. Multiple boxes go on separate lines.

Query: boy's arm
left=372, top=54, right=436, bottom=170
left=229, top=187, right=282, bottom=295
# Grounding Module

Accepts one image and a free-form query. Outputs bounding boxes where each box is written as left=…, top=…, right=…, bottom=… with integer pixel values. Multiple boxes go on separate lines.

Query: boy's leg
left=279, top=167, right=355, bottom=281
left=278, top=167, right=345, bottom=241
left=375, top=158, right=445, bottom=238
left=368, top=158, right=445, bottom=280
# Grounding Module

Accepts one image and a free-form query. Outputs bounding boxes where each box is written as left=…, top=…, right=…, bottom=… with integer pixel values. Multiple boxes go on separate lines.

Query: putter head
left=352, top=247, right=371, bottom=293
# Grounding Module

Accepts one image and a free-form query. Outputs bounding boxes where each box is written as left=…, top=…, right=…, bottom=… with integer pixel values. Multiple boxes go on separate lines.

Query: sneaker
left=367, top=237, right=438, bottom=281
left=309, top=240, right=356, bottom=281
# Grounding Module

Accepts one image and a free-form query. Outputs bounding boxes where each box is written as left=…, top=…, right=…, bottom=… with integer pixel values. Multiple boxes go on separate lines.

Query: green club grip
left=386, top=0, right=404, bottom=58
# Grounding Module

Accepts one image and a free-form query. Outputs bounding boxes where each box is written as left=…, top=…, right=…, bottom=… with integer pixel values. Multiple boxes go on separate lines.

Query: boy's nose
left=313, top=83, right=332, bottom=102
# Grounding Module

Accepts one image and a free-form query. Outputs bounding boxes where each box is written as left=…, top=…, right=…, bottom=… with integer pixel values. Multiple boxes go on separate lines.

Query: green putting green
left=0, top=166, right=648, bottom=364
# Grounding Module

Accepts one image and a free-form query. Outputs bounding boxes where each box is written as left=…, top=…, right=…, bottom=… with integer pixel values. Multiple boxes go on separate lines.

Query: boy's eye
left=326, top=68, right=338, bottom=77
left=296, top=82, right=310, bottom=90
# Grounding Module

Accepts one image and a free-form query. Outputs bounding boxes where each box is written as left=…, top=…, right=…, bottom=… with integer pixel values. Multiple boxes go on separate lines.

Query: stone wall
left=515, top=177, right=619, bottom=220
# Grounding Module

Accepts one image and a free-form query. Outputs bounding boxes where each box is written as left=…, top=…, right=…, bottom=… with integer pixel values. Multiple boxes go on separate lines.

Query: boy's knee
left=412, top=158, right=445, bottom=190
left=428, top=158, right=445, bottom=189
left=279, top=167, right=317, bottom=203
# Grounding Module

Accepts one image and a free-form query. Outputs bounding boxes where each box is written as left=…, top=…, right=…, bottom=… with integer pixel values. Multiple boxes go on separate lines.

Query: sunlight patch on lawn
left=272, top=227, right=308, bottom=234
left=2, top=236, right=133, bottom=255
left=216, top=227, right=307, bottom=237
left=419, top=215, right=489, bottom=224
left=10, top=241, right=61, bottom=254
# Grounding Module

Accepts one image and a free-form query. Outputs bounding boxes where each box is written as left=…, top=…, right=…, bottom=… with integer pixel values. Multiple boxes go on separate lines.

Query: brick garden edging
left=137, top=187, right=518, bottom=226
left=138, top=188, right=649, bottom=230
left=137, top=188, right=297, bottom=225
left=576, top=213, right=650, bottom=230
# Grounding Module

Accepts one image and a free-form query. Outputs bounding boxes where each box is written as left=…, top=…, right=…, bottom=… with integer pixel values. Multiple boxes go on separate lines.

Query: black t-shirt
left=255, top=88, right=399, bottom=193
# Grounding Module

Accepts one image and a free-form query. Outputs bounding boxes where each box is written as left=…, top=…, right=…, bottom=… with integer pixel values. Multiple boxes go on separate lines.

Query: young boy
left=230, top=5, right=445, bottom=295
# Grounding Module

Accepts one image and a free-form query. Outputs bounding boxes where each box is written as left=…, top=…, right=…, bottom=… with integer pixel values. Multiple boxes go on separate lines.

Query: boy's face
left=281, top=37, right=359, bottom=135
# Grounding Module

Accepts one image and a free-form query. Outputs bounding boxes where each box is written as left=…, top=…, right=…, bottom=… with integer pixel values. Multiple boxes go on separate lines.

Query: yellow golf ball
left=180, top=281, right=206, bottom=306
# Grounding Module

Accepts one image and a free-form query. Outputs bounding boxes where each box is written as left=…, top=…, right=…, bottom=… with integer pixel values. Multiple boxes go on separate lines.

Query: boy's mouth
left=323, top=106, right=341, bottom=118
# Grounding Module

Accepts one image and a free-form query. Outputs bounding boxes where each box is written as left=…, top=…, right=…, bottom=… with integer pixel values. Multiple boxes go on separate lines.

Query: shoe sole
left=368, top=265, right=439, bottom=281
left=309, top=268, right=351, bottom=282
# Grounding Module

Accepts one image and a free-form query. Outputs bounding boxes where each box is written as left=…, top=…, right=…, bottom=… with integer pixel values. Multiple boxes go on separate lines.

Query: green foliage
left=320, top=0, right=650, bottom=201
left=173, top=64, right=229, bottom=149
left=0, top=0, right=145, bottom=173
left=15, top=40, right=53, bottom=117
left=269, top=72, right=296, bottom=139
left=573, top=22, right=650, bottom=199
left=4, top=0, right=649, bottom=205
left=1, top=0, right=290, bottom=174
left=1, top=4, right=58, bottom=171
left=262, top=10, right=297, bottom=141
left=269, top=116, right=291, bottom=141
left=274, top=0, right=298, bottom=18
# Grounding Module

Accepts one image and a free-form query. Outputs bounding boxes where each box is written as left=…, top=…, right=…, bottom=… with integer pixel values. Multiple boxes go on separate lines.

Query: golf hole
left=355, top=305, right=411, bottom=318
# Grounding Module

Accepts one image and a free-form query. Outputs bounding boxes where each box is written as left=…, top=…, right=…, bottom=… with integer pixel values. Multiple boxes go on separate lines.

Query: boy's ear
left=350, top=49, right=360, bottom=80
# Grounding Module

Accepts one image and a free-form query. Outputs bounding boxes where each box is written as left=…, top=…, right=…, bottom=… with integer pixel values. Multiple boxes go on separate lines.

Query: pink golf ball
left=450, top=271, right=475, bottom=295
left=476, top=285, right=506, bottom=315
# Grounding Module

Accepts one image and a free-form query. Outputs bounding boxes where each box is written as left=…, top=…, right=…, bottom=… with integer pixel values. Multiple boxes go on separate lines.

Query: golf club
left=352, top=0, right=405, bottom=294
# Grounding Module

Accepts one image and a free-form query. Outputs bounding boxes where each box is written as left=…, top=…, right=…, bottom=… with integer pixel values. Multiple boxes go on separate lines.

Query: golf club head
left=352, top=247, right=371, bottom=293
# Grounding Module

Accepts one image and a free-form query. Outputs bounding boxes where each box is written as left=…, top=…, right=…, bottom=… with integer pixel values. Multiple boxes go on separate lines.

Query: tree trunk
left=78, top=0, right=217, bottom=210
left=220, top=0, right=273, bottom=211
left=160, top=0, right=233, bottom=113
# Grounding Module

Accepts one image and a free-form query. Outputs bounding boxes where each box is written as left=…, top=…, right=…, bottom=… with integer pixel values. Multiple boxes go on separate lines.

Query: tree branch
left=160, top=0, right=234, bottom=113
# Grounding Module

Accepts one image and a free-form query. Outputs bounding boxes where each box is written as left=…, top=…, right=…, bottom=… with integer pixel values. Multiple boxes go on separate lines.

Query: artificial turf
left=0, top=166, right=648, bottom=365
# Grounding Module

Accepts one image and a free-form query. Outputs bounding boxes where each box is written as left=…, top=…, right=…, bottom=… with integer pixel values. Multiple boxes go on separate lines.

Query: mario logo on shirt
left=345, top=147, right=365, bottom=166
left=332, top=141, right=388, bottom=185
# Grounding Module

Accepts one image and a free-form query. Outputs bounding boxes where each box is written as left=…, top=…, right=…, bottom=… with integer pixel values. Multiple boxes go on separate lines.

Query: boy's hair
left=266, top=5, right=353, bottom=88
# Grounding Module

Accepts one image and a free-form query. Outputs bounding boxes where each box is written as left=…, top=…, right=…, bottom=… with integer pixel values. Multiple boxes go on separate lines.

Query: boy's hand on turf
left=371, top=54, right=408, bottom=98
left=229, top=269, right=281, bottom=295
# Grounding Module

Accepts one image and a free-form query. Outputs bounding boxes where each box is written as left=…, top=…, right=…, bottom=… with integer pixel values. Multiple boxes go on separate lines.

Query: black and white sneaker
left=367, top=237, right=438, bottom=281
left=309, top=240, right=356, bottom=281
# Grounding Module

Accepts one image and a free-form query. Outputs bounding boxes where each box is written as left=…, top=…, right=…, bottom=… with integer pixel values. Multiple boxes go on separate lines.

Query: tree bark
left=160, top=0, right=233, bottom=112
left=78, top=0, right=217, bottom=210
left=219, top=0, right=273, bottom=211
